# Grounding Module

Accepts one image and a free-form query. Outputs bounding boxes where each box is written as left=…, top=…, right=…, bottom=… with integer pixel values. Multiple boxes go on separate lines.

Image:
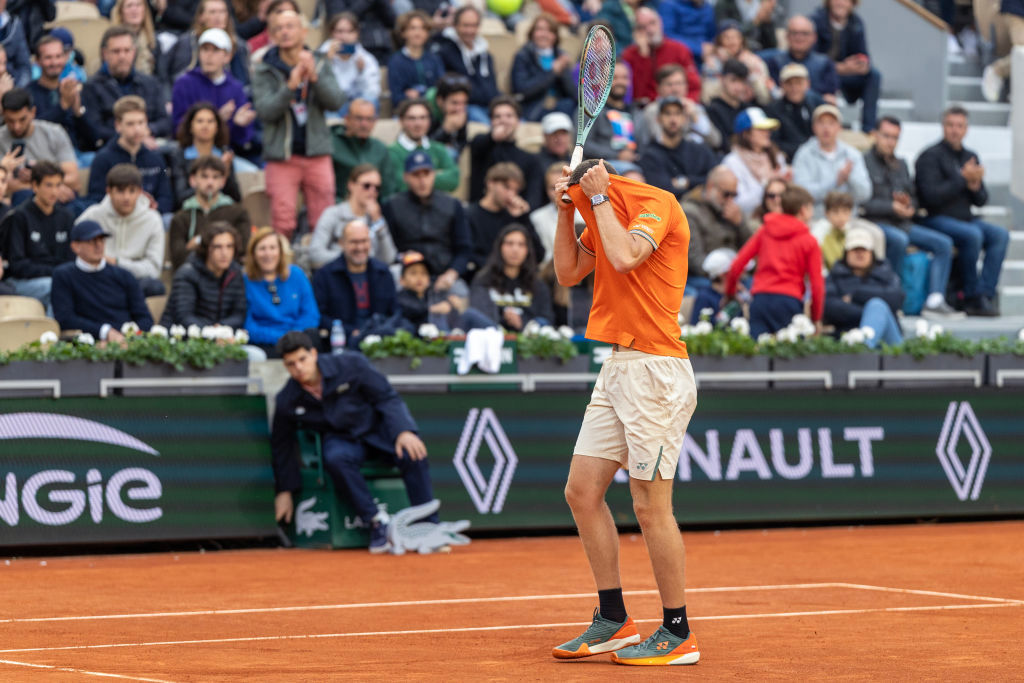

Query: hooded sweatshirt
left=725, top=212, right=825, bottom=321
left=76, top=195, right=165, bottom=281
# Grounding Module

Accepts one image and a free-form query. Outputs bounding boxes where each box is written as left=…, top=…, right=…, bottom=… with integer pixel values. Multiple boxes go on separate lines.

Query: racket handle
left=569, top=145, right=584, bottom=170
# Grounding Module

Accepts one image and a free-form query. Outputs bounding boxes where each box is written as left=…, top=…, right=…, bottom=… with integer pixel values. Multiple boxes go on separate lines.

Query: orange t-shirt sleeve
left=625, top=197, right=674, bottom=251
left=578, top=227, right=596, bottom=256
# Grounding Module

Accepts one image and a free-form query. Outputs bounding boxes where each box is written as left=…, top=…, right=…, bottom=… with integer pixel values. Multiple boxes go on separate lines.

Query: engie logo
left=0, top=413, right=163, bottom=527
left=453, top=408, right=517, bottom=514
left=936, top=401, right=991, bottom=501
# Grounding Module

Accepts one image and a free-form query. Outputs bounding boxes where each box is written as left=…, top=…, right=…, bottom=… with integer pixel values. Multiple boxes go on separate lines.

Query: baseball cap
left=541, top=111, right=573, bottom=135
left=658, top=96, right=685, bottom=113
left=733, top=107, right=780, bottom=134
left=844, top=226, right=875, bottom=252
left=702, top=248, right=737, bottom=279
left=71, top=220, right=110, bottom=242
left=198, top=28, right=232, bottom=52
left=779, top=63, right=809, bottom=82
left=405, top=150, right=434, bottom=173
left=812, top=103, right=843, bottom=124
left=400, top=251, right=430, bottom=274
left=48, top=27, right=75, bottom=50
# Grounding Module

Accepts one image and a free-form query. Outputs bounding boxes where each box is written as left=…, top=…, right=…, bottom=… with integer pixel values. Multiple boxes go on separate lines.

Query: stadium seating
left=44, top=17, right=111, bottom=76
left=146, top=295, right=168, bottom=323
left=0, top=296, right=46, bottom=320
left=53, top=1, right=101, bottom=23
left=0, top=317, right=60, bottom=352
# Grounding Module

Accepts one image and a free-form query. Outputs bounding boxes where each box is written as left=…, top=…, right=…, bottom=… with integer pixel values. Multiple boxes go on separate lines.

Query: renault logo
left=935, top=402, right=991, bottom=501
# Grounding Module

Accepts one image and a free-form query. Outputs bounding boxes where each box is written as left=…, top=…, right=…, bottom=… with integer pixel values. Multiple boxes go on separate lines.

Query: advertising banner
left=0, top=396, right=276, bottom=547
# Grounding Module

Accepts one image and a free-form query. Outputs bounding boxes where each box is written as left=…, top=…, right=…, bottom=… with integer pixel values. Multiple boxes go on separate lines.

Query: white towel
left=457, top=327, right=505, bottom=375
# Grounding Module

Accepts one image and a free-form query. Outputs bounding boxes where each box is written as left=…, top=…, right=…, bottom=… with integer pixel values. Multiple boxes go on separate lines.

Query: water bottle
left=330, top=319, right=346, bottom=355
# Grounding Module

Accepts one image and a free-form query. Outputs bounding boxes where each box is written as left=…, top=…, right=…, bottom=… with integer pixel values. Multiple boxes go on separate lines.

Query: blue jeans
left=749, top=292, right=803, bottom=338
left=467, top=104, right=491, bottom=124
left=907, top=223, right=954, bottom=296
left=860, top=297, right=903, bottom=349
left=919, top=216, right=1009, bottom=299
left=321, top=434, right=437, bottom=525
left=8, top=276, right=53, bottom=316
left=840, top=67, right=881, bottom=132
left=876, top=223, right=909, bottom=275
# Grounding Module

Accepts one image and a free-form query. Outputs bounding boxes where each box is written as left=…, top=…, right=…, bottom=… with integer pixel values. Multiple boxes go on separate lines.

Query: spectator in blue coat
left=658, top=0, right=717, bottom=67
left=810, top=0, right=880, bottom=132
left=763, top=15, right=839, bottom=104
left=312, top=219, right=397, bottom=348
left=510, top=12, right=576, bottom=122
left=243, top=227, right=320, bottom=357
left=387, top=10, right=444, bottom=110
left=431, top=5, right=499, bottom=124
left=171, top=28, right=256, bottom=154
left=269, top=330, right=439, bottom=553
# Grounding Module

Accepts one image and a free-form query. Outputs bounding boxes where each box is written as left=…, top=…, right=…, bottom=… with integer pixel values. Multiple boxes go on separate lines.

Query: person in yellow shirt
left=549, top=159, right=701, bottom=666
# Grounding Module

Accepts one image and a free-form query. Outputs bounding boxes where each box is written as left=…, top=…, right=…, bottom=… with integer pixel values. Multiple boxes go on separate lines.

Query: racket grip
left=569, top=146, right=584, bottom=170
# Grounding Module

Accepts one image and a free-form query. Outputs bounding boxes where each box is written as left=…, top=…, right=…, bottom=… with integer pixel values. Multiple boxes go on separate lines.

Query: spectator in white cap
left=165, top=0, right=251, bottom=89
left=792, top=103, right=870, bottom=218
left=765, top=62, right=823, bottom=162
left=722, top=106, right=789, bottom=218
left=537, top=110, right=574, bottom=171
left=171, top=27, right=258, bottom=162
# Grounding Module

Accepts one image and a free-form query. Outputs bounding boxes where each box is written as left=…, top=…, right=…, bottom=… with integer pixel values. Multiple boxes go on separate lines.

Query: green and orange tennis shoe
left=610, top=626, right=700, bottom=666
left=552, top=608, right=641, bottom=659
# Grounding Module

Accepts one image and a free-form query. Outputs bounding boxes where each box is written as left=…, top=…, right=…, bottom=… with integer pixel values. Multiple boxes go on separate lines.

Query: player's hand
left=555, top=165, right=573, bottom=206
left=275, top=491, right=294, bottom=523
left=395, top=431, right=427, bottom=460
left=579, top=160, right=610, bottom=198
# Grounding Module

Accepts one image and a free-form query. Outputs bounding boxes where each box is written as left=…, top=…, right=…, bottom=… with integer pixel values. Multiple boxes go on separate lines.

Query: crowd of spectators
left=0, top=0, right=1012, bottom=357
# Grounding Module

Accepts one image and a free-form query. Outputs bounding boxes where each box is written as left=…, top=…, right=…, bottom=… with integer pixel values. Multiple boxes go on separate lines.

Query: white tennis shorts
left=574, top=347, right=697, bottom=481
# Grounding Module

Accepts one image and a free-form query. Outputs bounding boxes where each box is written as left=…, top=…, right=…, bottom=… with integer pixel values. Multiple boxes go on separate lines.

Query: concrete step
left=960, top=100, right=1011, bottom=126
left=974, top=204, right=1012, bottom=229
left=900, top=314, right=1024, bottom=340
left=1009, top=231, right=1024, bottom=260
left=998, top=287, right=1024, bottom=316
left=1001, top=261, right=1024, bottom=286
left=949, top=58, right=983, bottom=78
left=947, top=75, right=984, bottom=102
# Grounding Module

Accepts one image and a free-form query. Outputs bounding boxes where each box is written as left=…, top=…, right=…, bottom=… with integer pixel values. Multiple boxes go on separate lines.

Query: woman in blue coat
left=244, top=228, right=320, bottom=356
left=510, top=13, right=576, bottom=122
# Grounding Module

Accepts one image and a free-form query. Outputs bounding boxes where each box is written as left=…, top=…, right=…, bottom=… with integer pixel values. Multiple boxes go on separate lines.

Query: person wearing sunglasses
left=681, top=165, right=751, bottom=296
left=722, top=106, right=790, bottom=218
left=243, top=227, right=320, bottom=357
left=309, top=163, right=395, bottom=270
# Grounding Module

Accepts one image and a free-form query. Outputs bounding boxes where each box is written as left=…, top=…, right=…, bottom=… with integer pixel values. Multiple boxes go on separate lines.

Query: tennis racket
left=562, top=25, right=615, bottom=202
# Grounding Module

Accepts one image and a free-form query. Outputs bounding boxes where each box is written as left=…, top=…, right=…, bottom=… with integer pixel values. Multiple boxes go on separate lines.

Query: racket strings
left=581, top=30, right=614, bottom=117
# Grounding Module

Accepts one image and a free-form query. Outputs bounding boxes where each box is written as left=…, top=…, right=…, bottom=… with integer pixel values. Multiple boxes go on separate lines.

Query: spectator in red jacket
left=621, top=6, right=700, bottom=106
left=725, top=184, right=824, bottom=338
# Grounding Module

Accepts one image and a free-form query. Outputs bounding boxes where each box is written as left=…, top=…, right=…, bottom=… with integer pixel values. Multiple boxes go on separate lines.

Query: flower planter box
left=690, top=355, right=770, bottom=390
left=985, top=353, right=1024, bottom=387
left=0, top=360, right=116, bottom=397
left=518, top=354, right=592, bottom=391
left=879, top=354, right=986, bottom=389
left=770, top=354, right=880, bottom=390
left=370, top=356, right=450, bottom=393
left=118, top=360, right=250, bottom=396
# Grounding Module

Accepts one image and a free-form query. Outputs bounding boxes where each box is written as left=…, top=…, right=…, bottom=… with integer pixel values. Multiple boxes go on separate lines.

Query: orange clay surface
left=1, top=520, right=1022, bottom=681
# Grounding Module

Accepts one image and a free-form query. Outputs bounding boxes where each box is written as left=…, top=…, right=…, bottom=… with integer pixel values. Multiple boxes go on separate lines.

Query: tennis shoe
left=368, top=519, right=391, bottom=554
left=551, top=608, right=640, bottom=659
left=611, top=625, right=699, bottom=666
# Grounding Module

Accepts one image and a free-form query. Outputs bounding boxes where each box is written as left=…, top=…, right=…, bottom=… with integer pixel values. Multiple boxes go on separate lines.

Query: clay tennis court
left=2, top=520, right=1022, bottom=681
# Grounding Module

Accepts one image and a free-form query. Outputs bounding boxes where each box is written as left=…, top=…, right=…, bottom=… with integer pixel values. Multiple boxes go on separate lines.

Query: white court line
left=4, top=582, right=1015, bottom=625
left=0, top=658, right=174, bottom=682
left=0, top=601, right=1020, bottom=655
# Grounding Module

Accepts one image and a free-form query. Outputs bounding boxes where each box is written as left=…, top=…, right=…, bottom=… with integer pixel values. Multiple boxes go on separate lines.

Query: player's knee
left=631, top=490, right=672, bottom=527
left=564, top=480, right=598, bottom=511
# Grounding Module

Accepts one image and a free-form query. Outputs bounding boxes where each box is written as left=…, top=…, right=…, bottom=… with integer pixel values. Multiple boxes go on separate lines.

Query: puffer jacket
left=161, top=253, right=247, bottom=328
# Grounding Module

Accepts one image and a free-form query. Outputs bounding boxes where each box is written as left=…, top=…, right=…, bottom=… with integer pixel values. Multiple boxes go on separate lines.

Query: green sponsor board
left=403, top=389, right=1024, bottom=528
left=0, top=396, right=275, bottom=546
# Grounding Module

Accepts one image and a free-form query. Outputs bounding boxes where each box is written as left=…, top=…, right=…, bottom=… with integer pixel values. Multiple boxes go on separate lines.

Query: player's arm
left=552, top=166, right=595, bottom=286
left=583, top=162, right=654, bottom=273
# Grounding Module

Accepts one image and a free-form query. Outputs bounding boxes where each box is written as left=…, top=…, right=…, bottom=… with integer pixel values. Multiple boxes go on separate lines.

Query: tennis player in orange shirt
left=549, top=159, right=700, bottom=666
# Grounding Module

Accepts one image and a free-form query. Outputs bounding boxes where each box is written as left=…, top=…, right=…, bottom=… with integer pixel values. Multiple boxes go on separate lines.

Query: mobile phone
left=10, top=140, right=25, bottom=156
left=340, top=43, right=356, bottom=55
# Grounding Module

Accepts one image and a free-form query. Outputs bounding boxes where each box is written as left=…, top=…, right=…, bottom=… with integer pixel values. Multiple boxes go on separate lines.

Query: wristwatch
left=590, top=193, right=609, bottom=207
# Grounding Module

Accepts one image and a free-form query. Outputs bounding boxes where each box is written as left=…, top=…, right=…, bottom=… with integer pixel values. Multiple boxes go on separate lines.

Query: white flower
left=540, top=325, right=561, bottom=340
left=170, top=324, right=186, bottom=338
left=791, top=314, right=814, bottom=335
left=730, top=317, right=750, bottom=336
left=234, top=328, right=250, bottom=344
left=842, top=328, right=866, bottom=345
left=699, top=307, right=714, bottom=321
left=757, top=333, right=776, bottom=345
left=776, top=326, right=798, bottom=344
left=39, top=330, right=59, bottom=344
left=861, top=326, right=876, bottom=340
left=693, top=321, right=714, bottom=336
left=1018, top=328, right=1024, bottom=342
left=418, top=323, right=441, bottom=339
left=449, top=328, right=465, bottom=337
left=120, top=321, right=140, bottom=336
left=215, top=325, right=234, bottom=340
left=149, top=325, right=168, bottom=338
left=679, top=324, right=694, bottom=337
left=558, top=325, right=575, bottom=339
left=75, top=332, right=95, bottom=345
left=523, top=319, right=542, bottom=336
left=201, top=325, right=217, bottom=340
left=929, top=323, right=944, bottom=338
left=361, top=334, right=382, bottom=347
left=915, top=319, right=930, bottom=338
left=187, top=324, right=202, bottom=339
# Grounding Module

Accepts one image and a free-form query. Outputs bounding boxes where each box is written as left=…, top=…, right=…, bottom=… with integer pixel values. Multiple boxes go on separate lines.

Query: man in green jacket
left=387, top=99, right=460, bottom=196
left=330, top=98, right=396, bottom=201
left=251, top=9, right=344, bottom=239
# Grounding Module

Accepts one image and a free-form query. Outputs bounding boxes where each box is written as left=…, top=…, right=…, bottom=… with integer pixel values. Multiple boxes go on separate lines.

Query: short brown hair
left=101, top=25, right=135, bottom=51
left=396, top=97, right=430, bottom=120
left=781, top=185, right=814, bottom=216
left=244, top=227, right=291, bottom=280
left=824, top=191, right=854, bottom=213
left=395, top=10, right=431, bottom=43
left=654, top=63, right=685, bottom=86
left=348, top=163, right=379, bottom=184
left=197, top=221, right=240, bottom=261
left=113, top=95, right=146, bottom=122
left=485, top=162, right=524, bottom=188
left=488, top=94, right=521, bottom=119
left=106, top=163, right=143, bottom=189
left=189, top=155, right=228, bottom=177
